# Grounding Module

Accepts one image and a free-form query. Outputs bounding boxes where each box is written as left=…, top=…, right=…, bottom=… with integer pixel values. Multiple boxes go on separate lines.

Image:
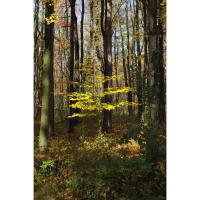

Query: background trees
left=34, top=0, right=166, bottom=146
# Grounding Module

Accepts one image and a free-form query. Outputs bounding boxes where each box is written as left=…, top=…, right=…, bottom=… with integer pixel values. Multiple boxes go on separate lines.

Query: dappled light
left=34, top=0, right=166, bottom=199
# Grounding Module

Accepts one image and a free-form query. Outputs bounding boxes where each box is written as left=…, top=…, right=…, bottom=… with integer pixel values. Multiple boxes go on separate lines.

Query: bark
left=58, top=32, right=64, bottom=119
left=39, top=0, right=54, bottom=151
left=34, top=0, right=39, bottom=121
left=49, top=29, right=55, bottom=136
left=114, top=29, right=119, bottom=102
left=74, top=14, right=80, bottom=80
left=142, top=0, right=149, bottom=98
left=119, top=19, right=134, bottom=116
left=34, top=0, right=39, bottom=49
left=126, top=1, right=133, bottom=115
left=101, top=0, right=113, bottom=133
left=148, top=0, right=159, bottom=120
left=119, top=23, right=128, bottom=88
left=157, top=0, right=166, bottom=123
left=68, top=0, right=76, bottom=134
left=146, top=0, right=163, bottom=162
left=90, top=1, right=94, bottom=50
left=68, top=0, right=80, bottom=134
left=129, top=1, right=136, bottom=108
left=65, top=0, right=69, bottom=38
left=80, top=0, right=84, bottom=83
left=135, top=0, right=143, bottom=121
left=90, top=1, right=96, bottom=93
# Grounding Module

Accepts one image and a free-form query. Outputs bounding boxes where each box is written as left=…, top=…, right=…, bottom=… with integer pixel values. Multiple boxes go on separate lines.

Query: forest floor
left=34, top=115, right=166, bottom=200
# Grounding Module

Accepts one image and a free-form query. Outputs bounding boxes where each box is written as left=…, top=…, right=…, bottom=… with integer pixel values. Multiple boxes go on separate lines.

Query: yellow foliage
left=101, top=87, right=132, bottom=96
left=67, top=86, right=140, bottom=118
left=101, top=103, right=115, bottom=110
left=112, top=139, right=141, bottom=158
left=41, top=0, right=60, bottom=6
left=68, top=92, right=93, bottom=101
left=70, top=101, right=99, bottom=111
left=68, top=113, right=96, bottom=118
left=45, top=13, right=59, bottom=25
left=81, top=132, right=115, bottom=155
left=80, top=132, right=141, bottom=159
left=95, top=75, right=120, bottom=83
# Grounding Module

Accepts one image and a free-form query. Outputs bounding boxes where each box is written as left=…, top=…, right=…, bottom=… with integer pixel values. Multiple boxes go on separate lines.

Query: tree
left=68, top=0, right=80, bottom=134
left=119, top=13, right=133, bottom=116
left=34, top=0, right=44, bottom=126
left=101, top=0, right=113, bottom=132
left=80, top=0, right=84, bottom=83
left=135, top=0, right=143, bottom=121
left=147, top=0, right=160, bottom=121
left=113, top=28, right=119, bottom=102
left=39, top=0, right=54, bottom=151
left=157, top=0, right=166, bottom=124
left=145, top=0, right=166, bottom=161
left=125, top=0, right=133, bottom=115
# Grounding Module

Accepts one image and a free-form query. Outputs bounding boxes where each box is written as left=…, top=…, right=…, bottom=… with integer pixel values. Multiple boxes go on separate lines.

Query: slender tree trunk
left=90, top=1, right=96, bottom=93
left=68, top=0, right=79, bottom=134
left=49, top=29, right=55, bottom=136
left=39, top=0, right=54, bottom=151
left=101, top=0, right=113, bottom=133
left=129, top=1, right=136, bottom=112
left=65, top=0, right=70, bottom=91
left=90, top=1, right=94, bottom=49
left=119, top=20, right=133, bottom=116
left=119, top=23, right=128, bottom=88
left=135, top=0, right=143, bottom=121
left=74, top=14, right=80, bottom=80
left=157, top=0, right=166, bottom=123
left=142, top=0, right=149, bottom=102
left=68, top=0, right=75, bottom=134
left=48, top=2, right=55, bottom=135
left=114, top=29, right=119, bottom=103
left=38, top=9, right=45, bottom=125
left=80, top=0, right=84, bottom=83
left=126, top=1, right=133, bottom=115
left=34, top=0, right=39, bottom=121
left=58, top=34, right=64, bottom=120
left=65, top=0, right=69, bottom=38
left=148, top=0, right=159, bottom=120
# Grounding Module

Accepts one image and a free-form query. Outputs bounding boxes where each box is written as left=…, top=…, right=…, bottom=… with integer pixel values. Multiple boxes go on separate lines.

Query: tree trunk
left=148, top=0, right=159, bottom=120
left=101, top=0, right=113, bottom=133
left=80, top=0, right=84, bottom=83
left=129, top=1, right=136, bottom=114
left=49, top=30, right=55, bottom=136
left=119, top=20, right=133, bottom=116
left=126, top=1, right=133, bottom=115
left=146, top=0, right=161, bottom=162
left=158, top=0, right=166, bottom=124
left=39, top=0, right=54, bottom=151
left=74, top=13, right=80, bottom=81
left=65, top=0, right=69, bottom=38
left=135, top=0, right=143, bottom=121
left=142, top=0, right=149, bottom=102
left=68, top=0, right=79, bottom=134
left=114, top=29, right=119, bottom=102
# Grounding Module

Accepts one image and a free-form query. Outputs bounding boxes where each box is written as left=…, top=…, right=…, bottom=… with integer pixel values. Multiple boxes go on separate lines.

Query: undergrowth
left=34, top=120, right=166, bottom=200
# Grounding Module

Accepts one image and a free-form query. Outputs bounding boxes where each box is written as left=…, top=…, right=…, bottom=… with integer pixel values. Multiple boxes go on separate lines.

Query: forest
left=34, top=0, right=166, bottom=199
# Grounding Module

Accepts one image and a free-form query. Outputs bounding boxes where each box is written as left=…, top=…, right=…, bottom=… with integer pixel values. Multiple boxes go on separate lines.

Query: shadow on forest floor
left=34, top=115, right=166, bottom=200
